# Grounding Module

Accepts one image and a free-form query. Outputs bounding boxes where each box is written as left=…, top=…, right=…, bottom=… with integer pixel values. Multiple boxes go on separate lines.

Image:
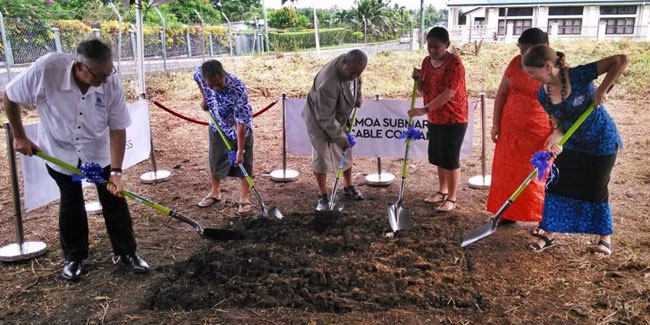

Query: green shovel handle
left=33, top=151, right=173, bottom=215
left=401, top=80, right=418, bottom=178
left=508, top=103, right=596, bottom=201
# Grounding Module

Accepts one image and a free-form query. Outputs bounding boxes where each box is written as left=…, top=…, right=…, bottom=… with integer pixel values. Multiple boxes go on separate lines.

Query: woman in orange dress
left=486, top=28, right=551, bottom=229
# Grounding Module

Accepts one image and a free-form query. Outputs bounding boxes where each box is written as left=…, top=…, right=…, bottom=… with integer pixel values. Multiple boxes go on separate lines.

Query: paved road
left=0, top=42, right=411, bottom=90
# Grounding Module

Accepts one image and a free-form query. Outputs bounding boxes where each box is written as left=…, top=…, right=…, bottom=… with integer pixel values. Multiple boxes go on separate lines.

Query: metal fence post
left=154, top=8, right=167, bottom=73
left=209, top=34, right=214, bottom=56
left=52, top=27, right=62, bottom=52
left=186, top=30, right=192, bottom=57
left=193, top=9, right=205, bottom=62
left=92, top=28, right=100, bottom=39
left=130, top=30, right=137, bottom=60
left=0, top=11, right=14, bottom=80
left=109, top=2, right=122, bottom=76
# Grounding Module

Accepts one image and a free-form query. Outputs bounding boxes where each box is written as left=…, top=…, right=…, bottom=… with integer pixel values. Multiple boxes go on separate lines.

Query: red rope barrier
left=152, top=98, right=279, bottom=126
left=152, top=100, right=208, bottom=126
left=252, top=98, right=279, bottom=117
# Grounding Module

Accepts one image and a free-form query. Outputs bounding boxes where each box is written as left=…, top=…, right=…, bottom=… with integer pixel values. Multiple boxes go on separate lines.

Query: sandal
left=435, top=198, right=456, bottom=212
left=237, top=202, right=252, bottom=215
left=197, top=195, right=222, bottom=208
left=528, top=234, right=555, bottom=252
left=424, top=191, right=448, bottom=204
left=589, top=240, right=613, bottom=257
left=530, top=224, right=544, bottom=237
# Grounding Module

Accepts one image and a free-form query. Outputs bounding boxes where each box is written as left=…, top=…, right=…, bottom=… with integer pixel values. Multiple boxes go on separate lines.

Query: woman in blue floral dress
left=522, top=45, right=628, bottom=256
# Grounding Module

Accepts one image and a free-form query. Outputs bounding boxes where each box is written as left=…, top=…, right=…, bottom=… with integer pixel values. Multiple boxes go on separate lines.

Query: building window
left=548, top=19, right=582, bottom=35
left=549, top=7, right=584, bottom=16
left=474, top=17, right=485, bottom=26
left=498, top=19, right=532, bottom=35
left=601, top=18, right=635, bottom=34
left=499, top=7, right=533, bottom=17
left=600, top=6, right=637, bottom=15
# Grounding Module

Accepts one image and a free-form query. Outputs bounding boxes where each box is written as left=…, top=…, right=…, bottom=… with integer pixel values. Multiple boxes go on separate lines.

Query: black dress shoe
left=115, top=254, right=150, bottom=273
left=62, top=260, right=84, bottom=281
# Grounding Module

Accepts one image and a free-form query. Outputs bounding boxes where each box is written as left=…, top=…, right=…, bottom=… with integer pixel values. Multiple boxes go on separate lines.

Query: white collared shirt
left=5, top=53, right=131, bottom=175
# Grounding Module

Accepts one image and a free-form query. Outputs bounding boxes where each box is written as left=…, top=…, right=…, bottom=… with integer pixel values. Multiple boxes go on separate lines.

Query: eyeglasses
left=83, top=63, right=117, bottom=80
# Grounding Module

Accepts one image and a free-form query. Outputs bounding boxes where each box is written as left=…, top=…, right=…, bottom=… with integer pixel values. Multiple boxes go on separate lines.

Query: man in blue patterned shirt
left=194, top=60, right=254, bottom=214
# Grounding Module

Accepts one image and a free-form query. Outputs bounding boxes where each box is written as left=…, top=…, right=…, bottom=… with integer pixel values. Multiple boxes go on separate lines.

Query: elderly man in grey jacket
left=302, top=49, right=368, bottom=207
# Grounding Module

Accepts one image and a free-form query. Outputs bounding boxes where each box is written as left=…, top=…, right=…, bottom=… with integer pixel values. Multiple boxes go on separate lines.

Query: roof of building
left=448, top=0, right=645, bottom=7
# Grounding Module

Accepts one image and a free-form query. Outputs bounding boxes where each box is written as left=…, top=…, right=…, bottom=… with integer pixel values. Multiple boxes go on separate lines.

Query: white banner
left=20, top=100, right=152, bottom=212
left=286, top=98, right=474, bottom=159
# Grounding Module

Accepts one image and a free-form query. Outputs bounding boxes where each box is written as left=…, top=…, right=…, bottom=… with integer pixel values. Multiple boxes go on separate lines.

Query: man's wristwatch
left=237, top=149, right=245, bottom=154
left=110, top=167, right=122, bottom=177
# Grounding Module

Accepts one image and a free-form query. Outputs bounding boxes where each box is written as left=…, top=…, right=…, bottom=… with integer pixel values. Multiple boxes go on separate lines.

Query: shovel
left=315, top=106, right=359, bottom=213
left=207, top=113, right=283, bottom=220
left=387, top=81, right=418, bottom=232
left=461, top=103, right=597, bottom=247
left=33, top=151, right=241, bottom=240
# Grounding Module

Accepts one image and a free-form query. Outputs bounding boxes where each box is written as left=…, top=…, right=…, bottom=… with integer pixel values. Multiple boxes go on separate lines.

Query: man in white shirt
left=3, top=39, right=149, bottom=281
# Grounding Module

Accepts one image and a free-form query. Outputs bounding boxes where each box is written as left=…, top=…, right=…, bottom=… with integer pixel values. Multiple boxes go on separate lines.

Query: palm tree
left=349, top=0, right=398, bottom=36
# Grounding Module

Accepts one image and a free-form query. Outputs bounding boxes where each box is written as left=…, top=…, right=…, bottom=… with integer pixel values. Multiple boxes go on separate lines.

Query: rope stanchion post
left=84, top=200, right=103, bottom=215
left=365, top=93, right=395, bottom=186
left=140, top=138, right=171, bottom=184
left=0, top=122, right=47, bottom=262
left=141, top=100, right=171, bottom=184
left=270, top=93, right=300, bottom=182
left=468, top=93, right=491, bottom=189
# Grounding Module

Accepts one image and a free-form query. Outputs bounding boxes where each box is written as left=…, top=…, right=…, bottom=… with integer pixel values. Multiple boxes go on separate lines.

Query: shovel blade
left=461, top=220, right=497, bottom=247
left=315, top=200, right=328, bottom=212
left=268, top=206, right=284, bottom=220
left=387, top=203, right=410, bottom=233
left=395, top=205, right=411, bottom=231
left=201, top=228, right=245, bottom=241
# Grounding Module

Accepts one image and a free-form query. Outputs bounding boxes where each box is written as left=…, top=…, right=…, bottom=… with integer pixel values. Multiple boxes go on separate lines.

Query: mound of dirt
left=148, top=211, right=486, bottom=313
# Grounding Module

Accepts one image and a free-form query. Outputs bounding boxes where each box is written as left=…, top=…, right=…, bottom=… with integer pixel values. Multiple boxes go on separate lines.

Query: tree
left=268, top=7, right=307, bottom=29
left=220, top=0, right=262, bottom=22
left=349, top=0, right=399, bottom=36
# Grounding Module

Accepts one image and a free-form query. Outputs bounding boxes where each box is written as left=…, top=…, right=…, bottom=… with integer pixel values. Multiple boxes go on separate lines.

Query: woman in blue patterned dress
left=522, top=45, right=628, bottom=256
left=194, top=60, right=254, bottom=214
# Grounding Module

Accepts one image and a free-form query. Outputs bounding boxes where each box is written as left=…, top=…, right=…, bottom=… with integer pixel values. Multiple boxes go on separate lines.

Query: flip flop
left=528, top=234, right=555, bottom=252
left=589, top=240, right=613, bottom=257
left=435, top=198, right=456, bottom=212
left=424, top=191, right=448, bottom=204
left=237, top=202, right=252, bottom=215
left=197, top=195, right=221, bottom=208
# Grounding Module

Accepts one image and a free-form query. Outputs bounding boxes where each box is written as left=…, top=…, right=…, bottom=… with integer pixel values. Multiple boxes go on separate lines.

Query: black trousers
left=46, top=164, right=137, bottom=262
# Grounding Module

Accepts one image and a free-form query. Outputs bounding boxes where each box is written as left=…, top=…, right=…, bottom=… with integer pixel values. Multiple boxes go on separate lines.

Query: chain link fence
left=0, top=16, right=261, bottom=86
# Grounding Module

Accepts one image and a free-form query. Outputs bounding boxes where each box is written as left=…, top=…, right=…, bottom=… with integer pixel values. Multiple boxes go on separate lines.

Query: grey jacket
left=302, top=54, right=362, bottom=147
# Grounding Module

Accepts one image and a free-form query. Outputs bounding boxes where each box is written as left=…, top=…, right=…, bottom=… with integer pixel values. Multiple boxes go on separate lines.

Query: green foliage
left=268, top=28, right=346, bottom=52
left=49, top=19, right=93, bottom=52
left=219, top=0, right=262, bottom=22
left=349, top=0, right=399, bottom=37
left=150, top=0, right=221, bottom=25
left=268, top=7, right=307, bottom=29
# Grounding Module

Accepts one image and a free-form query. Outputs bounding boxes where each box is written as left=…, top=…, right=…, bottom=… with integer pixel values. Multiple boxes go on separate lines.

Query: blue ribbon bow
left=530, top=151, right=553, bottom=180
left=228, top=150, right=237, bottom=167
left=72, top=162, right=106, bottom=184
left=345, top=133, right=356, bottom=149
left=397, top=126, right=422, bottom=142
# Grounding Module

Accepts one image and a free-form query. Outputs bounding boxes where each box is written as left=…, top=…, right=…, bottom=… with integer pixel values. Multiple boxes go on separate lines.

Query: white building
left=446, top=1, right=650, bottom=42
